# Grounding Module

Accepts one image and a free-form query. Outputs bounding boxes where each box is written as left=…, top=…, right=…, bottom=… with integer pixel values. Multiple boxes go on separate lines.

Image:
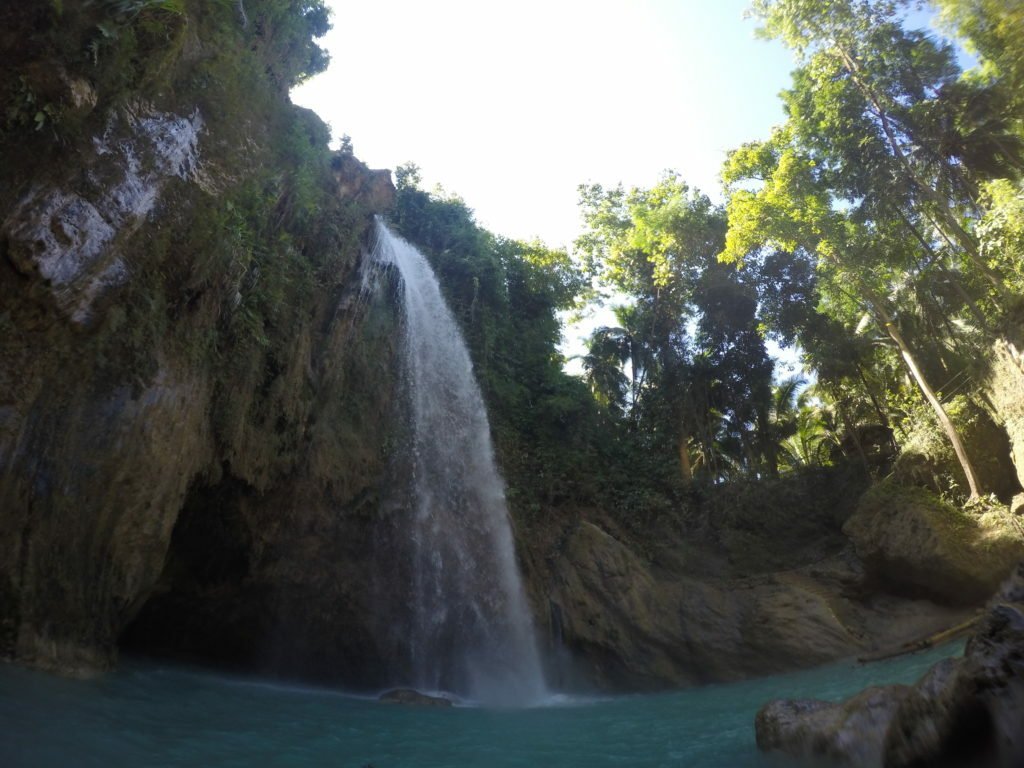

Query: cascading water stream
left=371, top=219, right=547, bottom=707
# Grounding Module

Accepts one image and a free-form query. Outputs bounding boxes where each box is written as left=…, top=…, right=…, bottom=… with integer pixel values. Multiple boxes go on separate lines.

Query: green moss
left=860, top=478, right=965, bottom=519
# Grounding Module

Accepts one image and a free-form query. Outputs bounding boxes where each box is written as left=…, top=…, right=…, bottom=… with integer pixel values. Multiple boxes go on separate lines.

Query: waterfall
left=371, top=219, right=547, bottom=707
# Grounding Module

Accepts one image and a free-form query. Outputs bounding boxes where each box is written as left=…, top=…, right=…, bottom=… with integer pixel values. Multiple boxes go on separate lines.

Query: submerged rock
left=378, top=688, right=453, bottom=707
left=755, top=563, right=1024, bottom=767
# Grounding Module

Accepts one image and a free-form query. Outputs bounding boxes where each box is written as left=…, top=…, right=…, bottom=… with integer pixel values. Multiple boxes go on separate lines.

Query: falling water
left=371, top=219, right=547, bottom=706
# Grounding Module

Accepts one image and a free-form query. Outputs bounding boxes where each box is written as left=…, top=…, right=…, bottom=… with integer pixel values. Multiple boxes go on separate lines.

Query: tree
left=578, top=174, right=775, bottom=481
left=751, top=0, right=1012, bottom=296
left=721, top=121, right=986, bottom=497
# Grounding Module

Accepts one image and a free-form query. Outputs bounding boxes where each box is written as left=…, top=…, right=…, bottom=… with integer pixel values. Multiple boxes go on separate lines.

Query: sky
left=292, top=0, right=797, bottom=250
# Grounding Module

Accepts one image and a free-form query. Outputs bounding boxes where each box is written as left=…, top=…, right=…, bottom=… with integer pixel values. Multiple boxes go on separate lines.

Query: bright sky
left=292, top=0, right=796, bottom=249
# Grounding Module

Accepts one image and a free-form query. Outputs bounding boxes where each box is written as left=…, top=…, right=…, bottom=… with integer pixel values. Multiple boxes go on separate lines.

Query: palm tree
left=581, top=326, right=631, bottom=417
left=754, top=375, right=805, bottom=476
left=780, top=388, right=835, bottom=469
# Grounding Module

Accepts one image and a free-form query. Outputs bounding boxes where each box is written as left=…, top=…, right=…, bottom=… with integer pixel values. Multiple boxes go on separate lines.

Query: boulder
left=843, top=481, right=1024, bottom=605
left=883, top=567, right=1024, bottom=768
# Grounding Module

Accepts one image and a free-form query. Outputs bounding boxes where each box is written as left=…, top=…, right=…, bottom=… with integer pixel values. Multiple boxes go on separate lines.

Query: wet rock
left=0, top=3, right=397, bottom=687
left=379, top=688, right=453, bottom=707
left=545, top=520, right=961, bottom=689
left=883, top=569, right=1024, bottom=768
left=755, top=685, right=914, bottom=765
left=843, top=481, right=1024, bottom=605
left=4, top=364, right=215, bottom=675
left=755, top=563, right=1024, bottom=768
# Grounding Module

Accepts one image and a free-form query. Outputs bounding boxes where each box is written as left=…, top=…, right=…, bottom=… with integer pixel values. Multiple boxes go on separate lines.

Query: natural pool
left=0, top=642, right=961, bottom=768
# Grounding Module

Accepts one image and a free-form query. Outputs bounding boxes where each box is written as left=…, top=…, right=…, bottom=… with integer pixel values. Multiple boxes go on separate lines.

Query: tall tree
left=722, top=120, right=985, bottom=498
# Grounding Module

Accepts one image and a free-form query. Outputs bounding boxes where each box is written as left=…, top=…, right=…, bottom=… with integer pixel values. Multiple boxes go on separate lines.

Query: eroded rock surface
left=0, top=3, right=397, bottom=679
left=3, top=107, right=203, bottom=323
left=539, top=514, right=969, bottom=689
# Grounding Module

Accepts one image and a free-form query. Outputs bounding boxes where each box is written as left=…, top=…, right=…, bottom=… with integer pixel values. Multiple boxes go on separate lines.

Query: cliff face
left=0, top=2, right=397, bottom=677
left=517, top=468, right=1015, bottom=691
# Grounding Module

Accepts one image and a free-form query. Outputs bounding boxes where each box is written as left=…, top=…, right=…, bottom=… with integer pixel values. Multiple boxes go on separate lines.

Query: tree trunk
left=835, top=395, right=872, bottom=476
left=759, top=411, right=780, bottom=478
left=879, top=312, right=983, bottom=500
left=678, top=429, right=693, bottom=482
left=854, top=362, right=891, bottom=430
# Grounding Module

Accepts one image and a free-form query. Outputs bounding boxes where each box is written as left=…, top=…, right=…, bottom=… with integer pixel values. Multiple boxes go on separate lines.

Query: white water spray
left=371, top=219, right=547, bottom=706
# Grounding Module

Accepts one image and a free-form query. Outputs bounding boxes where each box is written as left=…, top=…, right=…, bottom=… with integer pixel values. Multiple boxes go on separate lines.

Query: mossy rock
left=843, top=480, right=1024, bottom=605
left=892, top=397, right=1019, bottom=502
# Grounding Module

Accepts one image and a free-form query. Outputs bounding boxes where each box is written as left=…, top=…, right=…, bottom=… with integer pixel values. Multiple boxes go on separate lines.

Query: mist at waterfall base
left=0, top=641, right=962, bottom=767
left=369, top=221, right=546, bottom=707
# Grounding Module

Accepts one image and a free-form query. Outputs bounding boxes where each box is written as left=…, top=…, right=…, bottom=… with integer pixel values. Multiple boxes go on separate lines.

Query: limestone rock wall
left=987, top=339, right=1024, bottom=492
left=0, top=3, right=398, bottom=678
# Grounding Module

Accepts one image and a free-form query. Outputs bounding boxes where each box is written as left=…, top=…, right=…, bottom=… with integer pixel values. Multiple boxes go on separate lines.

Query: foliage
left=578, top=174, right=777, bottom=481
left=717, top=0, right=1024, bottom=500
left=0, top=0, right=362, bottom=484
left=9, top=0, right=1022, bottom=540
left=978, top=178, right=1024, bottom=295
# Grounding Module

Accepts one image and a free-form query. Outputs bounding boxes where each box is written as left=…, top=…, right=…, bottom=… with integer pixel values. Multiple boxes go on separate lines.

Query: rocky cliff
left=0, top=1, right=397, bottom=678
left=519, top=467, right=1021, bottom=691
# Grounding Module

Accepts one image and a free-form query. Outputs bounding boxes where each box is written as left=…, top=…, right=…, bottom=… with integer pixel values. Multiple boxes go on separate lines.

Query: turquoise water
left=0, top=643, right=961, bottom=768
